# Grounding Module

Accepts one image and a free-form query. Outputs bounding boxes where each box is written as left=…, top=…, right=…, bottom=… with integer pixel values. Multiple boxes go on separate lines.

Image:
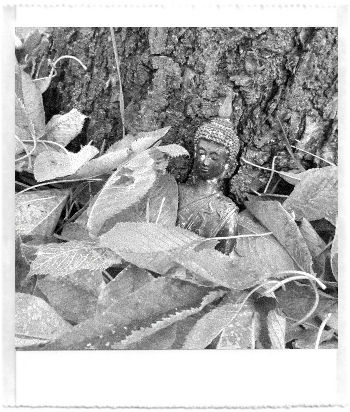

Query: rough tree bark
left=35, top=27, right=337, bottom=202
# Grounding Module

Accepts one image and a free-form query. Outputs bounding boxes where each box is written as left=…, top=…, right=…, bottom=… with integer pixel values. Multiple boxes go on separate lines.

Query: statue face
left=194, top=139, right=229, bottom=181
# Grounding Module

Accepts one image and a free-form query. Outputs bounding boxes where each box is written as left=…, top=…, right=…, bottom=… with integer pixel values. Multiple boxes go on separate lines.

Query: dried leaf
left=331, top=223, right=338, bottom=280
left=34, top=144, right=99, bottom=182
left=15, top=189, right=69, bottom=237
left=74, top=148, right=131, bottom=178
left=156, top=144, right=189, bottom=158
left=299, top=218, right=326, bottom=277
left=37, top=270, right=103, bottom=324
left=183, top=291, right=250, bottom=349
left=230, top=210, right=298, bottom=283
left=43, top=109, right=87, bottom=147
left=130, top=127, right=171, bottom=153
left=15, top=293, right=72, bottom=348
left=29, top=241, right=120, bottom=278
left=42, top=278, right=219, bottom=350
left=97, top=265, right=154, bottom=313
left=267, top=310, right=286, bottom=349
left=245, top=200, right=313, bottom=273
left=87, top=151, right=157, bottom=236
left=283, top=166, right=338, bottom=226
left=20, top=69, right=46, bottom=136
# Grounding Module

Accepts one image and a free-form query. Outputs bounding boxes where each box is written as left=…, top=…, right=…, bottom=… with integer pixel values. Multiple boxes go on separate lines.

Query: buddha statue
left=177, top=96, right=240, bottom=255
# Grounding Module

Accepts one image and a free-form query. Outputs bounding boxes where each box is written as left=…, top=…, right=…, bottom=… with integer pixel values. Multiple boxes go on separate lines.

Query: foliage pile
left=15, top=30, right=338, bottom=350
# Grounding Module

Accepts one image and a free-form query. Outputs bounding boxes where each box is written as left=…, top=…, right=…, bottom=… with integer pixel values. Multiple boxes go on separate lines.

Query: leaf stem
left=291, top=145, right=336, bottom=166
left=204, top=232, right=272, bottom=241
left=22, top=139, right=69, bottom=154
left=53, top=55, right=87, bottom=71
left=315, top=313, right=332, bottom=349
left=275, top=270, right=326, bottom=290
left=155, top=197, right=166, bottom=224
left=277, top=117, right=305, bottom=172
left=16, top=178, right=104, bottom=195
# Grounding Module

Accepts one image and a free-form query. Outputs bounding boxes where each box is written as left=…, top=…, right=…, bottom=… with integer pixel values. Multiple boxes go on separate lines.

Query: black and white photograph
left=14, top=25, right=339, bottom=352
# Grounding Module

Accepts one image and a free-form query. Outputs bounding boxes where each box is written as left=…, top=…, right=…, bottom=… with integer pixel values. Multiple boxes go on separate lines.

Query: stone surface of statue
left=177, top=96, right=240, bottom=255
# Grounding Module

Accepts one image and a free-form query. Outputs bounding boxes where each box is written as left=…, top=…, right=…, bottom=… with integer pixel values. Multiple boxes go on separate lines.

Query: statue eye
left=210, top=154, right=219, bottom=161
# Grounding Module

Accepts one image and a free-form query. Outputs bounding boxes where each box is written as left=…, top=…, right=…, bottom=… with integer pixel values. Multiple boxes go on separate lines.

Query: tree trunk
left=37, top=27, right=337, bottom=202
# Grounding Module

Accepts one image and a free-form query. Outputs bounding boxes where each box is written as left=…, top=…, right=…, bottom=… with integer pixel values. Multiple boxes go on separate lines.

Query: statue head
left=193, top=113, right=240, bottom=182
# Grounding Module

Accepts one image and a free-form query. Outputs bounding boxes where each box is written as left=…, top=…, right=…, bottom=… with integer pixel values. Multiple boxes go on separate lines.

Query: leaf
left=96, top=173, right=178, bottom=233
left=15, top=95, right=35, bottom=139
left=245, top=200, right=313, bottom=273
left=15, top=189, right=69, bottom=237
left=283, top=166, right=338, bottom=226
left=97, top=265, right=154, bottom=313
left=299, top=218, right=326, bottom=277
left=156, top=144, right=189, bottom=158
left=74, top=148, right=131, bottom=178
left=106, top=134, right=137, bottom=153
left=33, top=73, right=55, bottom=94
left=230, top=210, right=298, bottom=283
left=34, top=144, right=99, bottom=182
left=15, top=293, right=72, bottom=348
left=267, top=310, right=286, bottom=349
left=130, top=126, right=171, bottom=153
left=293, top=328, right=334, bottom=349
left=113, top=289, right=223, bottom=350
left=331, top=223, right=338, bottom=280
left=279, top=169, right=302, bottom=186
left=122, top=324, right=178, bottom=350
left=29, top=241, right=120, bottom=278
left=183, top=290, right=250, bottom=349
left=61, top=222, right=91, bottom=242
left=19, top=69, right=46, bottom=136
left=43, top=109, right=87, bottom=146
left=100, top=222, right=202, bottom=254
left=42, top=278, right=220, bottom=350
left=87, top=151, right=157, bottom=236
left=173, top=248, right=253, bottom=289
left=37, top=270, right=103, bottom=324
left=15, top=234, right=31, bottom=292
left=217, top=295, right=257, bottom=349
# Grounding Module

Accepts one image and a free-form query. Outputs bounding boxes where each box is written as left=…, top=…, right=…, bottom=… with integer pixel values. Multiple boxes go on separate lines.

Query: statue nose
left=202, top=157, right=210, bottom=166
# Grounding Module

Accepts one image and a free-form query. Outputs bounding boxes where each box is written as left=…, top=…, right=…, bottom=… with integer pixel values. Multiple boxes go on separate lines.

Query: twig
left=264, top=155, right=277, bottom=193
left=315, top=313, right=332, bottom=349
left=277, top=117, right=305, bottom=172
left=22, top=139, right=69, bottom=154
left=102, top=269, right=114, bottom=283
left=146, top=197, right=150, bottom=223
left=291, top=145, right=336, bottom=166
left=53, top=55, right=87, bottom=71
left=241, top=157, right=301, bottom=181
left=109, top=27, right=125, bottom=139
left=314, top=240, right=333, bottom=258
left=275, top=270, right=326, bottom=290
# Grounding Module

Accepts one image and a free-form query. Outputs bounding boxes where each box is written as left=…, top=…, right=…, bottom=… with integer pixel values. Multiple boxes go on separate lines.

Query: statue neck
left=192, top=177, right=223, bottom=196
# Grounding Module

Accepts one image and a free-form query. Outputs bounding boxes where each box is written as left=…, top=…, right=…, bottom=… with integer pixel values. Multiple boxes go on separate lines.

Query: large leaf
left=15, top=189, right=69, bottom=237
left=87, top=151, right=157, bottom=236
left=182, top=291, right=251, bottom=349
left=100, top=222, right=202, bottom=254
left=229, top=211, right=298, bottom=282
left=15, top=95, right=35, bottom=140
left=33, top=144, right=99, bottom=182
left=245, top=200, right=313, bottom=273
left=283, top=166, right=338, bottom=226
left=299, top=218, right=326, bottom=277
left=29, top=240, right=120, bottom=278
left=18, top=69, right=45, bottom=136
left=15, top=293, right=72, bottom=348
left=331, top=223, right=338, bottom=280
left=97, top=265, right=154, bottom=313
left=37, top=270, right=103, bottom=324
left=42, top=278, right=221, bottom=350
left=98, top=173, right=179, bottom=233
left=43, top=109, right=87, bottom=147
left=267, top=310, right=286, bottom=349
left=156, top=144, right=189, bottom=158
left=74, top=148, right=131, bottom=178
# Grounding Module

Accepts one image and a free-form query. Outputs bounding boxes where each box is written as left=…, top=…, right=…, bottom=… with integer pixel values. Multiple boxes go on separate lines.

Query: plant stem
left=264, top=155, right=277, bottom=193
left=155, top=197, right=166, bottom=224
left=241, top=157, right=301, bottom=181
left=204, top=232, right=272, bottom=241
left=16, top=178, right=103, bottom=195
left=291, top=145, right=336, bottom=166
left=110, top=27, right=125, bottom=139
